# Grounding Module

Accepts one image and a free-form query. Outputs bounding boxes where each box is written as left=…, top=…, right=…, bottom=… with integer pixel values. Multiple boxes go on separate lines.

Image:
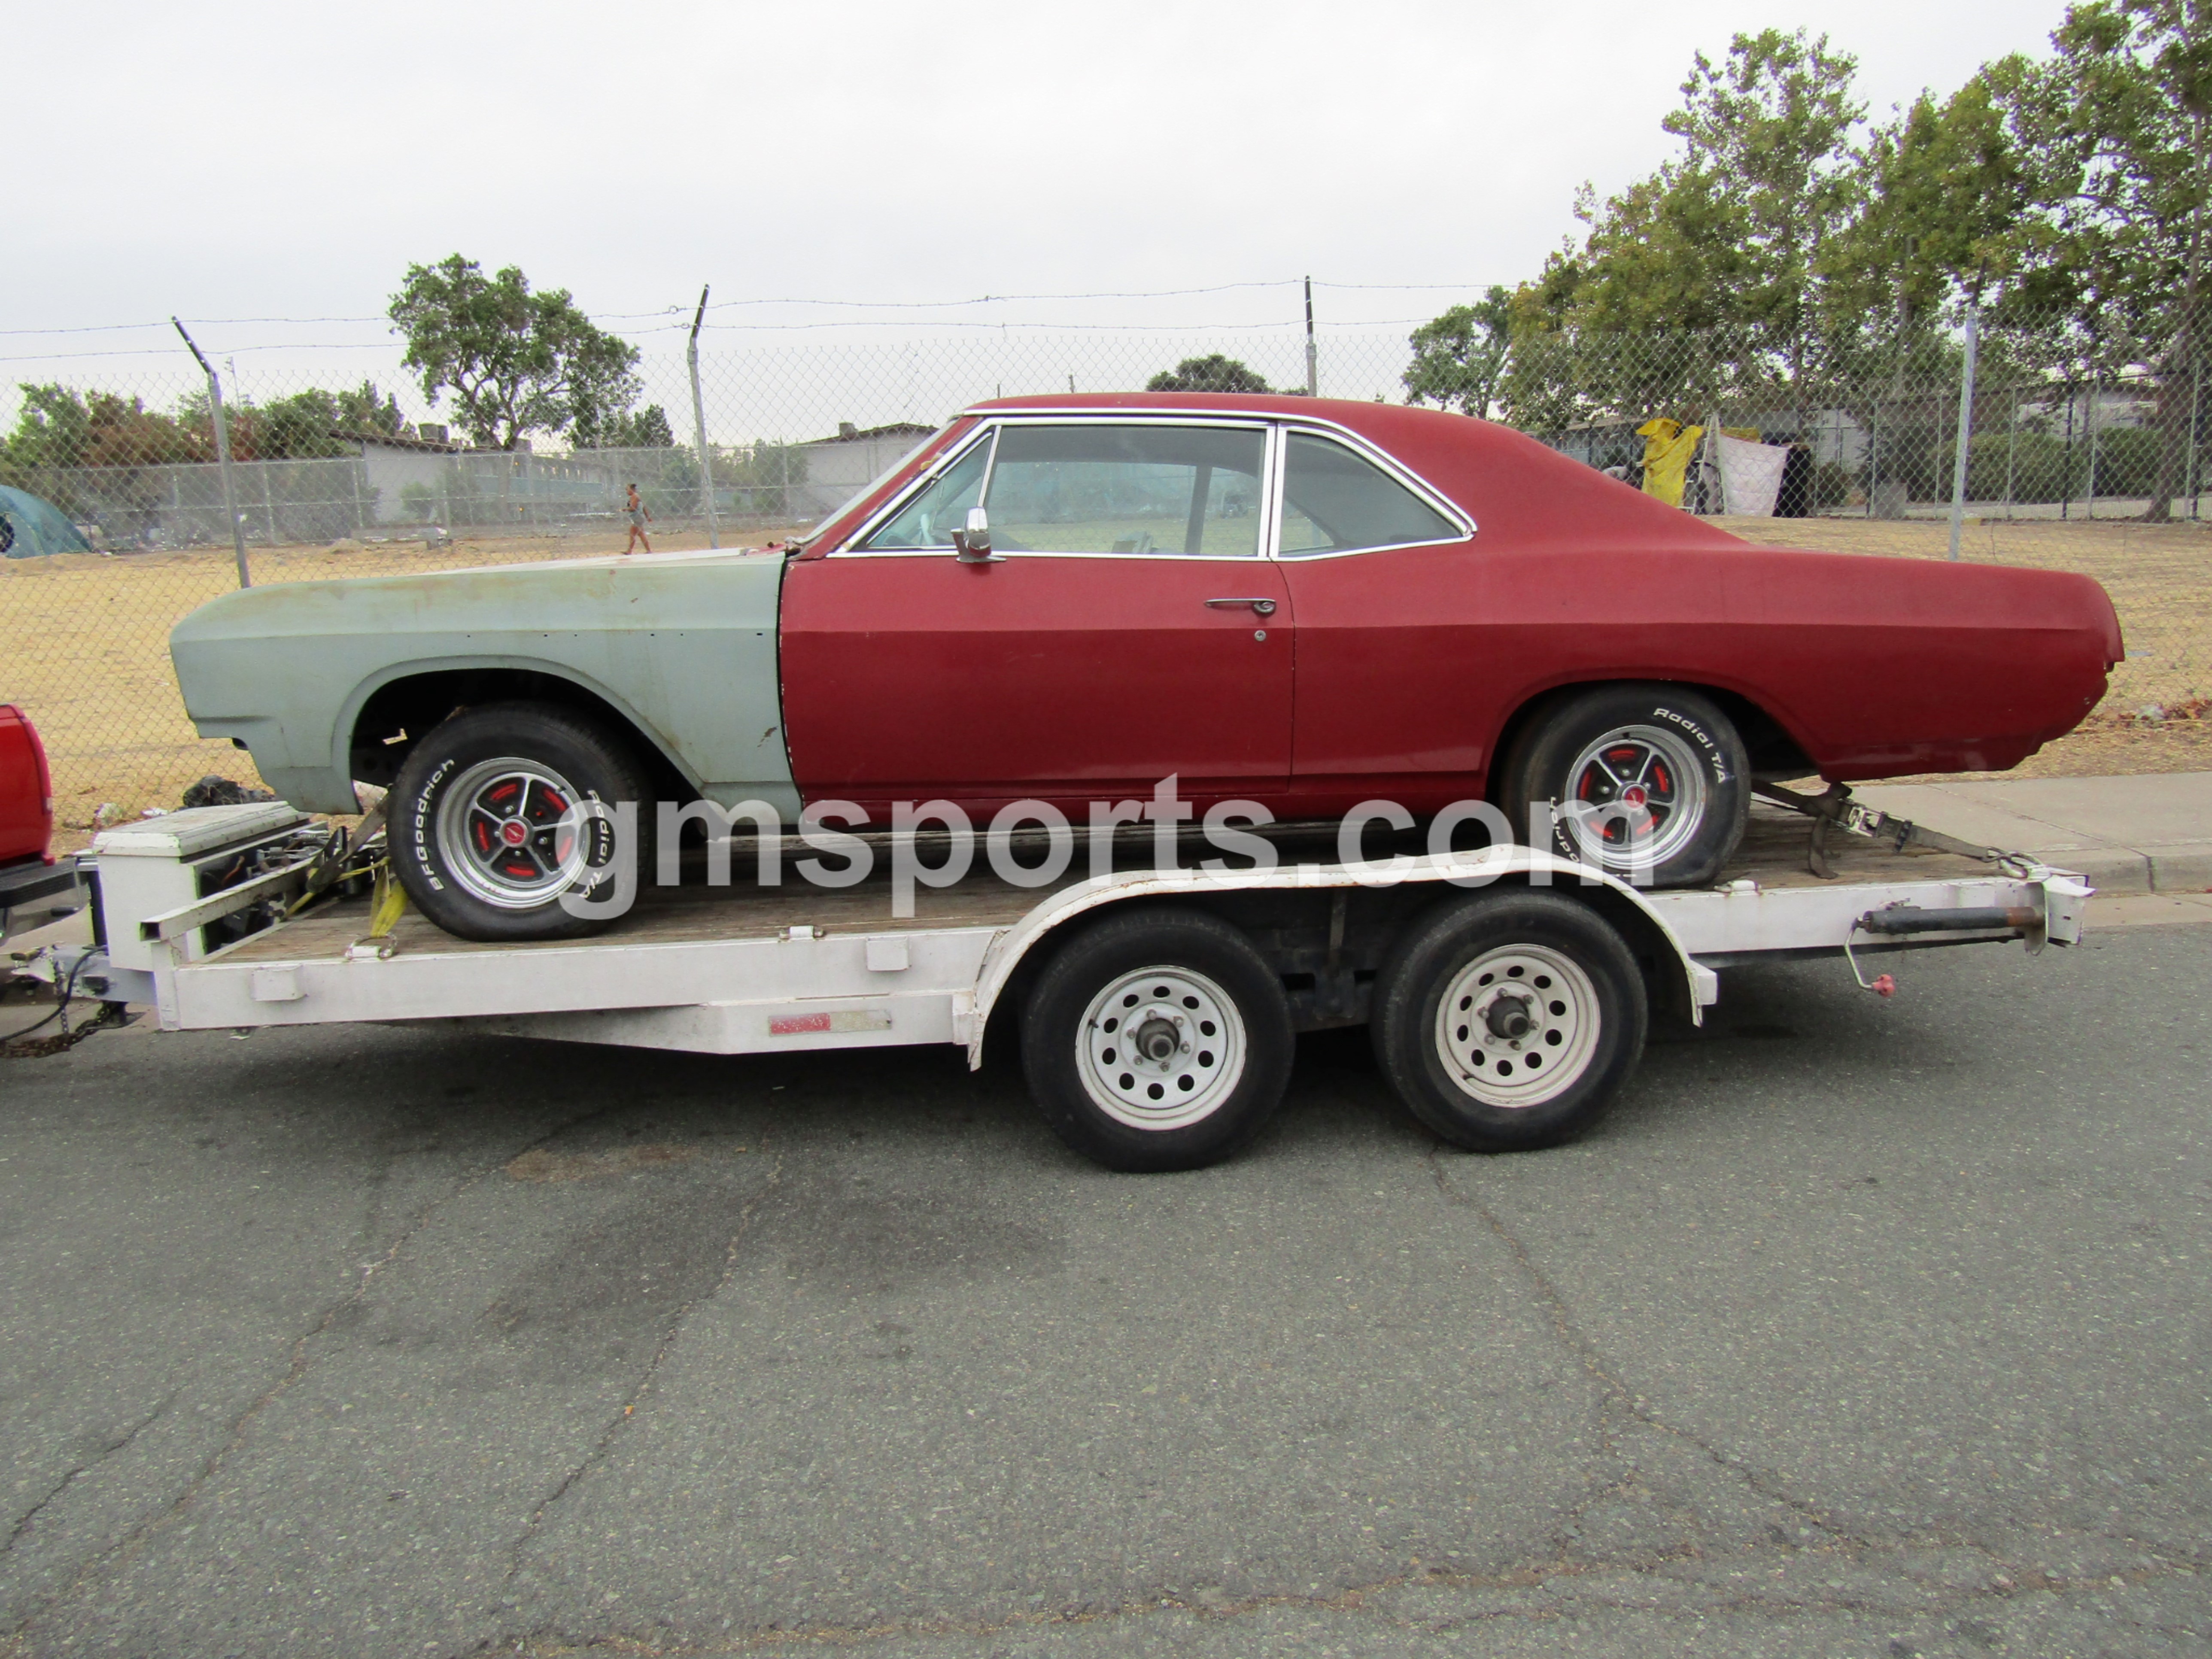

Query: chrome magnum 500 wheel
left=1372, top=891, right=1647, bottom=1153
left=1501, top=684, right=1750, bottom=889
left=1021, top=906, right=1293, bottom=1172
left=391, top=701, right=651, bottom=942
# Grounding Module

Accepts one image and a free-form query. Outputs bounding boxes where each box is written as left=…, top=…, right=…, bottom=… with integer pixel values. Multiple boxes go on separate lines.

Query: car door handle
left=1205, top=597, right=1277, bottom=615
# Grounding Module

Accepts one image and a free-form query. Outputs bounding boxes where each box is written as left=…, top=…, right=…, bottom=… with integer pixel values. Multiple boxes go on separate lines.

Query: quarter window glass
left=858, top=434, right=993, bottom=548
left=984, top=425, right=1265, bottom=556
left=1279, top=432, right=1459, bottom=555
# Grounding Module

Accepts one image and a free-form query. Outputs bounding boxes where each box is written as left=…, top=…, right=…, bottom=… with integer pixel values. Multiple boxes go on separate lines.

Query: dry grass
left=2, top=516, right=2203, bottom=854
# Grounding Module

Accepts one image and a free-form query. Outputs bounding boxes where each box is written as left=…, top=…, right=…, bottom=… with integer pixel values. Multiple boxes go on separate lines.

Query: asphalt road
left=0, top=921, right=2206, bottom=1658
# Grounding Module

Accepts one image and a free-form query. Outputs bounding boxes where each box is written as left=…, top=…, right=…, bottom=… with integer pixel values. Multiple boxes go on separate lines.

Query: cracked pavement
left=0, top=923, right=2205, bottom=1656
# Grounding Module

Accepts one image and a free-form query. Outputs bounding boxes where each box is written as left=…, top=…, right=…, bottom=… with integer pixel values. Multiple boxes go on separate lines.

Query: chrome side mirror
left=953, top=507, right=1001, bottom=564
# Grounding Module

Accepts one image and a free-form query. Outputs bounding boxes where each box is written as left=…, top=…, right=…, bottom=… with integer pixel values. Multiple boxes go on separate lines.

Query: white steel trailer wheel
left=1372, top=891, right=1647, bottom=1153
left=1559, top=723, right=1710, bottom=873
left=1431, top=943, right=1602, bottom=1109
left=1076, top=965, right=1247, bottom=1131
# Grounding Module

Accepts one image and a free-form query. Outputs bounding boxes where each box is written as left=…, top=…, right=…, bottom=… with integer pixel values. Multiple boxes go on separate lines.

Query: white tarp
left=1714, top=432, right=1789, bottom=517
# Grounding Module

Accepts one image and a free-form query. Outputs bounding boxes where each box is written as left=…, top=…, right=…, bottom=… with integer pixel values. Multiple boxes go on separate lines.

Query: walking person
left=623, top=483, right=653, bottom=555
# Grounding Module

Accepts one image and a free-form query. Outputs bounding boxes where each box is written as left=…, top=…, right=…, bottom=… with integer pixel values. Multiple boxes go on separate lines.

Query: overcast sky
left=7, top=0, right=2072, bottom=429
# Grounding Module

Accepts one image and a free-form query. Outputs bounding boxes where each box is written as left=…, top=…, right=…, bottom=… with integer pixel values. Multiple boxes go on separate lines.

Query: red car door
left=781, top=419, right=1291, bottom=819
left=1270, top=428, right=1480, bottom=815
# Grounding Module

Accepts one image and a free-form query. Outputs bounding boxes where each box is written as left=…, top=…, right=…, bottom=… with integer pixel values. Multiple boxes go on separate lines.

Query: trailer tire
left=391, top=701, right=651, bottom=942
left=1021, top=906, right=1293, bottom=1172
left=1372, top=890, right=1646, bottom=1153
left=1500, top=684, right=1748, bottom=888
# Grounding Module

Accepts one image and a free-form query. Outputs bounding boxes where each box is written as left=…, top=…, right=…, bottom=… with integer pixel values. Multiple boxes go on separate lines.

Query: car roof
left=957, top=392, right=1747, bottom=555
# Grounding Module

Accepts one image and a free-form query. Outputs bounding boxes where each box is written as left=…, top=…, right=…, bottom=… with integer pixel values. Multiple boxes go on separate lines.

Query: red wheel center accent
left=1621, top=785, right=1648, bottom=808
left=499, top=819, right=529, bottom=847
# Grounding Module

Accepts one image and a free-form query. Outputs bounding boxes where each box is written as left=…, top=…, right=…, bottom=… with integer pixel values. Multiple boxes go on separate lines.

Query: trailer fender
left=963, top=848, right=1716, bottom=1069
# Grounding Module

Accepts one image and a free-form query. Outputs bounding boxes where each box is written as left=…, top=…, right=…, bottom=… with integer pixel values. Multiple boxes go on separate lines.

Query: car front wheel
left=389, top=701, right=651, bottom=942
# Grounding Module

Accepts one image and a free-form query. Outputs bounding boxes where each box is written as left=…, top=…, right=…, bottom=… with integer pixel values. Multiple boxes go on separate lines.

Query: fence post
left=170, top=319, right=252, bottom=588
left=1947, top=297, right=1979, bottom=562
left=1866, top=405, right=1879, bottom=517
left=2061, top=389, right=2074, bottom=520
left=1304, top=275, right=1318, bottom=398
left=2085, top=372, right=2102, bottom=518
left=2004, top=374, right=2019, bottom=519
left=688, top=285, right=720, bottom=549
left=2188, top=357, right=2203, bottom=521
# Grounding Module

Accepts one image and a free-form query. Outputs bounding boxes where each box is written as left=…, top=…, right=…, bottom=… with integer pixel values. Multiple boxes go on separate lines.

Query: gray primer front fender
left=170, top=552, right=798, bottom=817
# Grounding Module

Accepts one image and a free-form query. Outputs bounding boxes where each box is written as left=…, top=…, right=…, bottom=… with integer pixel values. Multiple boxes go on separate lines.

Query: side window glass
left=984, top=424, right=1265, bottom=556
left=1279, top=432, right=1460, bottom=555
left=857, top=434, right=993, bottom=548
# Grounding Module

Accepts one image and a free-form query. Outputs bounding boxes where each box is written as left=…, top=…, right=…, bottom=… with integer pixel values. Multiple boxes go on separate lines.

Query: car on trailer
left=168, top=394, right=2124, bottom=943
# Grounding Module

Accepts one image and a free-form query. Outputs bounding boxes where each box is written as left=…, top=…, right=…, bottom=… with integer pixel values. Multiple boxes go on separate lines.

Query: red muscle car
left=781, top=395, right=2119, bottom=870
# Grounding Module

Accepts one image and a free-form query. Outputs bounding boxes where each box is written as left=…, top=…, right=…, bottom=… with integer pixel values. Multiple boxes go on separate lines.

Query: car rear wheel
left=1020, top=905, right=1293, bottom=1172
left=1371, top=890, right=1647, bottom=1153
left=390, top=701, right=651, bottom=942
left=1500, top=684, right=1749, bottom=888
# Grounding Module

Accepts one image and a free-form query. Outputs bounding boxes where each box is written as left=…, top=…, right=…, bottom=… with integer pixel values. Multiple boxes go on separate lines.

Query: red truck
left=0, top=705, right=79, bottom=944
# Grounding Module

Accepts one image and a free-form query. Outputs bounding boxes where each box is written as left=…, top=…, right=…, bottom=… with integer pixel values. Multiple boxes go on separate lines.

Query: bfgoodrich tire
left=1500, top=684, right=1749, bottom=889
left=1020, top=905, right=1294, bottom=1173
left=1371, top=890, right=1647, bottom=1153
left=390, top=701, right=652, bottom=942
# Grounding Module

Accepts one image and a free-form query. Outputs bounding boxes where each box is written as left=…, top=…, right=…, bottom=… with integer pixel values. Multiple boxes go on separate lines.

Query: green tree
left=575, top=402, right=675, bottom=450
left=0, top=386, right=206, bottom=523
left=1402, top=287, right=1515, bottom=416
left=255, top=390, right=352, bottom=459
left=1657, top=28, right=1868, bottom=384
left=2013, top=1, right=2212, bottom=516
left=1145, top=355, right=1273, bottom=393
left=388, top=256, right=642, bottom=450
left=336, top=380, right=405, bottom=436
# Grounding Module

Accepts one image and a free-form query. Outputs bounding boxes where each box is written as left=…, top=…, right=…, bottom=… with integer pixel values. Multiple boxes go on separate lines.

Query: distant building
left=350, top=430, right=465, bottom=523
left=790, top=421, right=938, bottom=517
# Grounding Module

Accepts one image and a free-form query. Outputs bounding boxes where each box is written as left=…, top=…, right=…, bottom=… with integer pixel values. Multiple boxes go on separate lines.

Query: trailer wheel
left=1372, top=891, right=1647, bottom=1153
left=1500, top=684, right=1749, bottom=888
left=391, top=701, right=651, bottom=942
left=1021, top=906, right=1294, bottom=1172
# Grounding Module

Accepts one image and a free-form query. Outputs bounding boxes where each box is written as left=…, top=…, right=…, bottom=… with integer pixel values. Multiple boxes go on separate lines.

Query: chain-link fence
left=3, top=319, right=2206, bottom=843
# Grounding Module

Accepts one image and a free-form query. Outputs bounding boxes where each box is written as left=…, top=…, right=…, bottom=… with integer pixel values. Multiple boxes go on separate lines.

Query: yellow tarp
left=1637, top=417, right=1704, bottom=507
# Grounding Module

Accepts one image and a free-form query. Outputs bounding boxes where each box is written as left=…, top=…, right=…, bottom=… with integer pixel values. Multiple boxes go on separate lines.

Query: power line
left=4, top=280, right=1491, bottom=338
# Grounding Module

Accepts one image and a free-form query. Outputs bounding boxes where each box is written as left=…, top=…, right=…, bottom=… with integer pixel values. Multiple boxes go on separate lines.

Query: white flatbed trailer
left=34, top=802, right=2088, bottom=1169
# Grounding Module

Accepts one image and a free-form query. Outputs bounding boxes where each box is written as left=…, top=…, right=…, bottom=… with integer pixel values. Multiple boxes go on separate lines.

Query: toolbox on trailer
left=24, top=802, right=2088, bottom=1170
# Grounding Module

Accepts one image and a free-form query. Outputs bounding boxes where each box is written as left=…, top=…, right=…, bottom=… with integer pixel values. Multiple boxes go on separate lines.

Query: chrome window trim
left=835, top=413, right=1279, bottom=561
left=1269, top=422, right=1476, bottom=561
left=842, top=425, right=998, bottom=554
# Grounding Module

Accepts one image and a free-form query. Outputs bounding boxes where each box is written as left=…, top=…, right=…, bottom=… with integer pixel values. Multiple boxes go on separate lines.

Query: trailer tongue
left=18, top=802, right=2088, bottom=1170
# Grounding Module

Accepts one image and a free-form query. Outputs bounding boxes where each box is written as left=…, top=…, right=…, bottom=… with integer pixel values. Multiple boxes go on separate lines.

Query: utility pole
left=687, top=284, right=720, bottom=549
left=173, top=319, right=251, bottom=587
left=1304, top=275, right=1318, bottom=397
